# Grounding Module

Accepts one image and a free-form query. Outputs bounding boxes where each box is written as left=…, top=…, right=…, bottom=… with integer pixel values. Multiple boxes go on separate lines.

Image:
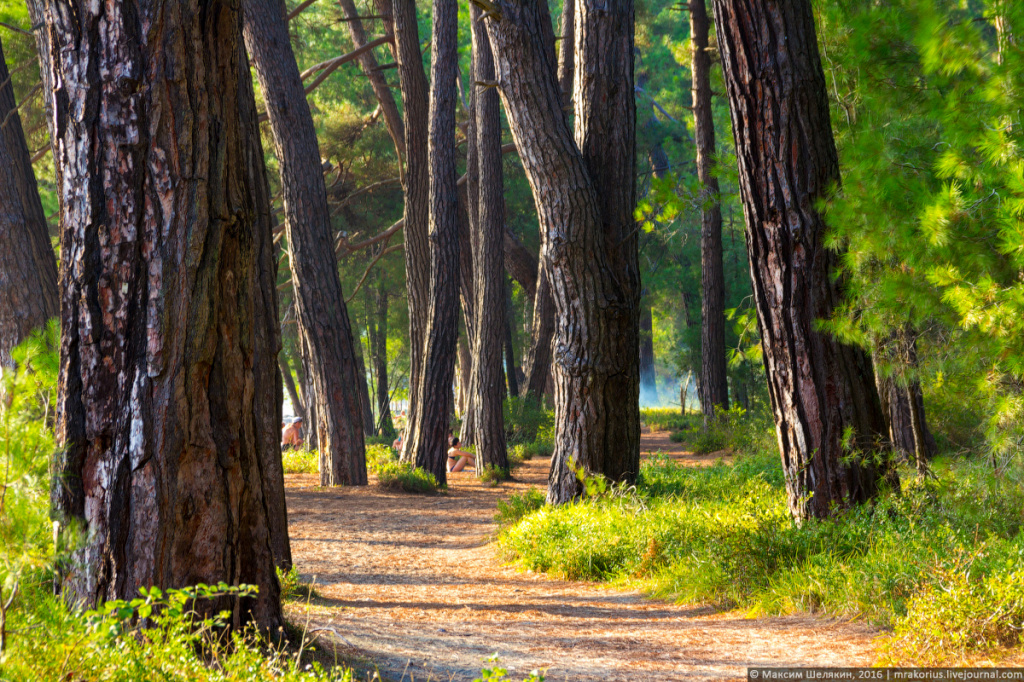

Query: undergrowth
left=499, top=412, right=1024, bottom=664
left=375, top=460, right=440, bottom=493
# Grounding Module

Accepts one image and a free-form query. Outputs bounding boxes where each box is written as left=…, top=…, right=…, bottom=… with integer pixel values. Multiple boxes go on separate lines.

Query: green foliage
left=365, top=443, right=398, bottom=474
left=494, top=489, right=546, bottom=529
left=640, top=408, right=693, bottom=432
left=375, top=461, right=439, bottom=494
left=503, top=397, right=554, bottom=444
left=282, top=448, right=319, bottom=475
left=473, top=654, right=545, bottom=682
left=499, top=413, right=1024, bottom=663
left=0, top=331, right=352, bottom=680
left=479, top=464, right=511, bottom=486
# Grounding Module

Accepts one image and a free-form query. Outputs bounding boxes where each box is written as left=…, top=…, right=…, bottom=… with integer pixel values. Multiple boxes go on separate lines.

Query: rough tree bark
left=876, top=330, right=936, bottom=473
left=354, top=341, right=376, bottom=437
left=403, top=0, right=460, bottom=484
left=370, top=271, right=395, bottom=436
left=692, top=0, right=729, bottom=418
left=639, top=300, right=656, bottom=398
left=557, top=0, right=575, bottom=105
left=392, top=0, right=431, bottom=458
left=486, top=0, right=641, bottom=504
left=243, top=0, right=367, bottom=486
left=43, top=0, right=285, bottom=625
left=0, top=35, right=58, bottom=368
left=457, top=58, right=478, bottom=446
left=712, top=0, right=895, bottom=519
left=470, top=8, right=509, bottom=473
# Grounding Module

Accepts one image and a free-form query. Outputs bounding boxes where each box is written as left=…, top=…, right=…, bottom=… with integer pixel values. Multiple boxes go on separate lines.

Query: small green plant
left=474, top=654, right=545, bottom=682
left=479, top=464, right=511, bottom=486
left=494, top=488, right=545, bottom=527
left=375, top=461, right=439, bottom=493
left=282, top=448, right=319, bottom=474
left=504, top=397, right=554, bottom=444
left=366, top=443, right=398, bottom=475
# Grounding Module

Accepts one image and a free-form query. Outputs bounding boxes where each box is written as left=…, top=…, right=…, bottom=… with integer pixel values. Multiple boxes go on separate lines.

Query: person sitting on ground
left=447, top=436, right=474, bottom=473
left=282, top=418, right=304, bottom=450
left=392, top=430, right=404, bottom=452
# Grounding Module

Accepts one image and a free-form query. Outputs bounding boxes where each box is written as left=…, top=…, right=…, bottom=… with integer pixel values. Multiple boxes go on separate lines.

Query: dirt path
left=284, top=433, right=879, bottom=681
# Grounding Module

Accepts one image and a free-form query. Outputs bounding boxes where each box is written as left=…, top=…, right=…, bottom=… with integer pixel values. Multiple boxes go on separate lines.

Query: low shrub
left=479, top=464, right=511, bottom=486
left=282, top=448, right=319, bottom=474
left=494, top=488, right=546, bottom=528
left=366, top=443, right=398, bottom=474
left=376, top=461, right=440, bottom=493
left=640, top=407, right=694, bottom=432
left=504, top=397, right=554, bottom=444
left=498, top=414, right=1024, bottom=663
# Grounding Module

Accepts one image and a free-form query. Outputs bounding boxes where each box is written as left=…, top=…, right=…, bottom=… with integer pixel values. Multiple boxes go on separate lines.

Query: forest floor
left=283, top=431, right=880, bottom=682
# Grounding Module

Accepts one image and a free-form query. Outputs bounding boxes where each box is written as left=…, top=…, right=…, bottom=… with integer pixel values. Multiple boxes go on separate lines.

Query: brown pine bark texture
left=691, top=0, right=729, bottom=417
left=0, top=36, right=59, bottom=367
left=404, top=0, right=461, bottom=484
left=371, top=275, right=394, bottom=435
left=392, top=0, right=431, bottom=454
left=712, top=0, right=893, bottom=519
left=639, top=302, right=656, bottom=395
left=470, top=8, right=509, bottom=472
left=243, top=0, right=367, bottom=487
left=503, top=228, right=538, bottom=303
left=43, top=0, right=285, bottom=626
left=486, top=0, right=641, bottom=504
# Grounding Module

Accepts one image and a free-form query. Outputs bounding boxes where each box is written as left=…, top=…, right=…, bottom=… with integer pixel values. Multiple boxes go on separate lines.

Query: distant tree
left=41, top=0, right=285, bottom=625
left=243, top=0, right=367, bottom=486
left=0, top=35, right=58, bottom=368
left=712, top=0, right=894, bottom=519
left=691, top=0, right=729, bottom=418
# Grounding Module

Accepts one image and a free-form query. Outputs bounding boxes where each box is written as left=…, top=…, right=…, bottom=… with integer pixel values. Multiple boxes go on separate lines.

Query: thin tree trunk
left=877, top=329, right=936, bottom=468
left=504, top=276, right=520, bottom=399
left=470, top=6, right=509, bottom=474
left=692, top=0, right=729, bottom=418
left=520, top=267, right=555, bottom=401
left=486, top=0, right=641, bottom=504
left=43, top=0, right=284, bottom=626
left=354, top=340, right=377, bottom=437
left=712, top=0, right=895, bottom=519
left=280, top=353, right=306, bottom=421
left=337, top=0, right=405, bottom=157
left=0, top=36, right=58, bottom=368
left=393, top=0, right=431, bottom=456
left=371, top=273, right=395, bottom=437
left=243, top=0, right=367, bottom=486
left=639, top=300, right=656, bottom=399
left=403, top=0, right=460, bottom=484
left=557, top=0, right=575, bottom=106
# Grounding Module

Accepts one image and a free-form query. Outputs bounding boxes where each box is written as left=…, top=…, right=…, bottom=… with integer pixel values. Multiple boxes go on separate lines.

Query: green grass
left=498, top=416, right=1024, bottom=664
left=375, top=460, right=440, bottom=493
left=640, top=407, right=696, bottom=432
left=282, top=448, right=319, bottom=474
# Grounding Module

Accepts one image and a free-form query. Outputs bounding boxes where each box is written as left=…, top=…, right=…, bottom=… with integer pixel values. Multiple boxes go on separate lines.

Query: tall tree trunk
left=354, top=340, right=376, bottom=437
left=486, top=0, right=641, bottom=504
left=0, top=36, right=58, bottom=368
left=520, top=269, right=555, bottom=401
left=371, top=273, right=395, bottom=437
left=692, top=0, right=729, bottom=418
left=470, top=7, right=509, bottom=474
left=280, top=353, right=306, bottom=420
left=712, top=0, right=895, bottom=519
left=337, top=0, right=405, bottom=157
left=557, top=0, right=575, bottom=105
left=457, top=56, right=478, bottom=446
left=393, top=0, right=431, bottom=457
left=243, top=0, right=367, bottom=486
left=877, top=329, right=936, bottom=470
left=639, top=300, right=656, bottom=399
left=504, top=276, right=520, bottom=399
left=403, top=0, right=460, bottom=484
left=43, top=0, right=284, bottom=626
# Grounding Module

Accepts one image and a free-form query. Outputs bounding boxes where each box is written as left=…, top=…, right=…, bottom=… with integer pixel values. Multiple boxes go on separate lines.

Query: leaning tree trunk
left=557, top=0, right=575, bottom=105
left=503, top=228, right=538, bottom=302
left=470, top=6, right=509, bottom=474
left=520, top=267, right=556, bottom=402
left=0, top=36, right=58, bottom=368
left=403, top=0, right=460, bottom=484
left=279, top=353, right=306, bottom=421
left=393, top=0, right=431, bottom=459
left=486, top=0, right=641, bottom=504
left=338, top=0, right=405, bottom=157
left=692, top=0, right=729, bottom=418
left=712, top=0, right=895, bottom=519
left=43, top=0, right=284, bottom=626
left=243, top=0, right=367, bottom=486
